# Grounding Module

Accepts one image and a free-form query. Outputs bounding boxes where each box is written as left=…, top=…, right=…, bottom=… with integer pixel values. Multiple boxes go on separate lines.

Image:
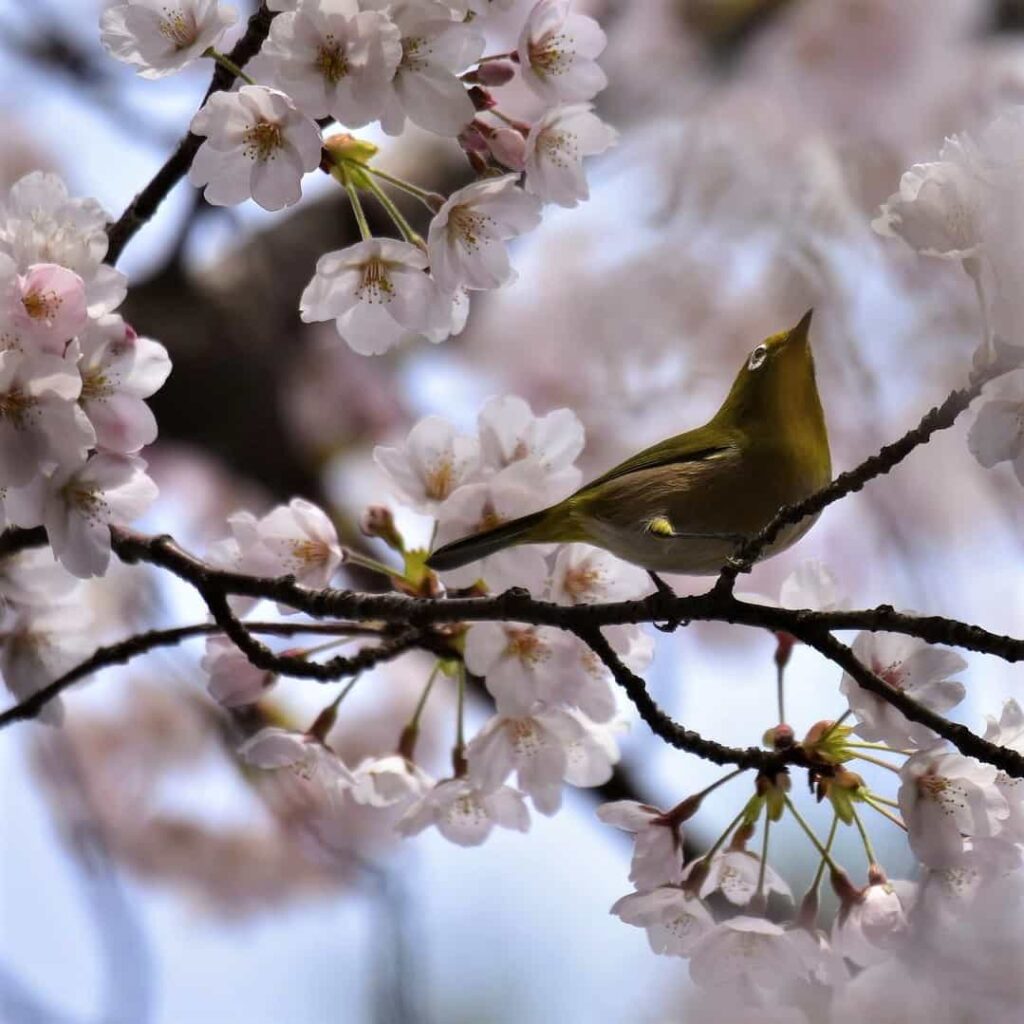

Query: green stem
left=776, top=659, right=786, bottom=724
left=360, top=173, right=424, bottom=247
left=851, top=805, right=878, bottom=867
left=204, top=47, right=256, bottom=85
left=452, top=662, right=467, bottom=775
left=784, top=796, right=844, bottom=873
left=698, top=806, right=747, bottom=864
left=867, top=792, right=900, bottom=809
left=851, top=751, right=902, bottom=774
left=817, top=709, right=852, bottom=745
left=341, top=168, right=372, bottom=242
left=845, top=741, right=912, bottom=754
left=809, top=814, right=840, bottom=894
left=343, top=548, right=401, bottom=580
left=362, top=164, right=443, bottom=211
left=755, top=804, right=771, bottom=904
left=410, top=662, right=441, bottom=732
left=864, top=795, right=908, bottom=832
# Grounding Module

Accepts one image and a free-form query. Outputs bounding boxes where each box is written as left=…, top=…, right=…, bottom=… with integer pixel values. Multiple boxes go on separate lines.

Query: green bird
left=427, top=311, right=830, bottom=578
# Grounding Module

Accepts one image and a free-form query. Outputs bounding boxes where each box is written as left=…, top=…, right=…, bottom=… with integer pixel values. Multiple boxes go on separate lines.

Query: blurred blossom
left=396, top=776, right=530, bottom=846
left=596, top=800, right=685, bottom=889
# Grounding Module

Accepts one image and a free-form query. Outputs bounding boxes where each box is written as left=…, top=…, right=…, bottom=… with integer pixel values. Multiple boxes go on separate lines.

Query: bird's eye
left=748, top=345, right=768, bottom=370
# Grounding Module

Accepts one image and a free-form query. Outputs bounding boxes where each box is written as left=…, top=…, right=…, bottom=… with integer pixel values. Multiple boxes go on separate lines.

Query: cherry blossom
left=40, top=453, right=159, bottom=578
left=840, top=632, right=966, bottom=749
left=596, top=800, right=684, bottom=889
left=426, top=175, right=542, bottom=294
left=0, top=173, right=126, bottom=318
left=252, top=0, right=401, bottom=126
left=188, top=86, right=322, bottom=212
left=982, top=699, right=1024, bottom=840
left=832, top=880, right=912, bottom=967
left=967, top=371, right=1024, bottom=486
left=229, top=497, right=342, bottom=589
left=684, top=849, right=792, bottom=907
left=432, top=461, right=550, bottom=592
left=396, top=777, right=530, bottom=846
left=524, top=105, right=617, bottom=208
left=76, top=314, right=171, bottom=453
left=369, top=0, right=484, bottom=137
left=100, top=0, right=238, bottom=79
left=239, top=726, right=355, bottom=807
left=476, top=394, right=583, bottom=500
left=610, top=887, right=715, bottom=957
left=547, top=543, right=651, bottom=606
left=201, top=636, right=276, bottom=707
left=0, top=348, right=94, bottom=487
left=0, top=547, right=81, bottom=608
left=898, top=747, right=1009, bottom=867
left=688, top=917, right=808, bottom=993
left=350, top=755, right=432, bottom=808
left=517, top=0, right=608, bottom=105
left=300, top=238, right=449, bottom=355
left=373, top=414, right=480, bottom=513
left=467, top=709, right=583, bottom=814
left=560, top=712, right=622, bottom=786
left=0, top=260, right=88, bottom=352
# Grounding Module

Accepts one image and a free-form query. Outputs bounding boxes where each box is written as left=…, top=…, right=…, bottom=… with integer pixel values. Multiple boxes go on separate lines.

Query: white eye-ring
left=748, top=345, right=768, bottom=370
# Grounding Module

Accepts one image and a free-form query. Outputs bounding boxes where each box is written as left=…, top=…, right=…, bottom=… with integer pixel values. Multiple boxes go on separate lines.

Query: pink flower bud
left=486, top=127, right=527, bottom=171
left=474, top=60, right=517, bottom=87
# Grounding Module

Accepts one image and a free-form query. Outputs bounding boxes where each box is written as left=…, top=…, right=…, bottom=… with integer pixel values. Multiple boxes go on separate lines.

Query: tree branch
left=103, top=3, right=277, bottom=266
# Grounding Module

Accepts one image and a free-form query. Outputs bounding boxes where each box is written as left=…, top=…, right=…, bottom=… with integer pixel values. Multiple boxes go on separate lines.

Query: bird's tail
left=426, top=508, right=552, bottom=572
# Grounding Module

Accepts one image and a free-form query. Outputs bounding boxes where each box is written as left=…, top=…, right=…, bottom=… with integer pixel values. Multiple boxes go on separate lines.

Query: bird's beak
left=789, top=309, right=814, bottom=347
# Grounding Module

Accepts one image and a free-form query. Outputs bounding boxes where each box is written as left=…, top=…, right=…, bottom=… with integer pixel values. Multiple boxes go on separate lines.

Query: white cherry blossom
left=596, top=800, right=684, bottom=889
left=832, top=880, right=912, bottom=967
left=251, top=0, right=401, bottom=126
left=350, top=755, right=432, bottom=808
left=368, top=0, right=484, bottom=137
left=201, top=636, right=276, bottom=707
left=517, top=0, right=608, bottom=105
left=100, top=0, right=238, bottom=79
left=229, top=497, right=342, bottom=588
left=40, top=453, right=159, bottom=578
left=0, top=173, right=126, bottom=317
left=524, top=104, right=617, bottom=208
left=967, top=371, right=1024, bottom=486
left=561, top=712, right=622, bottom=786
left=76, top=314, right=171, bottom=454
left=610, top=887, right=715, bottom=957
left=0, top=260, right=88, bottom=353
left=239, top=726, right=355, bottom=807
left=0, top=548, right=81, bottom=608
left=432, top=461, right=550, bottom=592
left=982, top=699, right=1024, bottom=840
left=898, top=747, right=1009, bottom=867
left=684, top=849, right=792, bottom=907
left=467, top=709, right=582, bottom=814
left=396, top=777, right=529, bottom=846
left=688, top=917, right=808, bottom=993
left=427, top=175, right=542, bottom=294
left=840, top=631, right=966, bottom=749
left=0, top=348, right=94, bottom=487
left=373, top=414, right=480, bottom=513
left=547, top=542, right=651, bottom=606
left=872, top=136, right=982, bottom=260
left=476, top=394, right=583, bottom=500
left=189, top=86, right=323, bottom=212
left=301, top=238, right=449, bottom=356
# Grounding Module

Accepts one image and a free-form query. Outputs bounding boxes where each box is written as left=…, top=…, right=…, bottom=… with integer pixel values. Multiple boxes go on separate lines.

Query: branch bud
left=464, top=60, right=517, bottom=87
left=360, top=505, right=404, bottom=552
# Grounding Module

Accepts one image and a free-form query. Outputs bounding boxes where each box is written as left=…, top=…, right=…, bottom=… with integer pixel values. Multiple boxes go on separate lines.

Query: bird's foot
left=648, top=571, right=683, bottom=633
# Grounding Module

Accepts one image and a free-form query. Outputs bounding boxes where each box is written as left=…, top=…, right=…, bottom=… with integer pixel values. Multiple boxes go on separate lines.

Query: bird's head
left=714, top=310, right=822, bottom=431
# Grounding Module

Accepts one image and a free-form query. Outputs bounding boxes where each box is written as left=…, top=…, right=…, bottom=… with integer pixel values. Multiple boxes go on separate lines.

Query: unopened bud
left=762, top=723, right=794, bottom=749
left=797, top=887, right=820, bottom=930
left=485, top=126, right=527, bottom=170
left=471, top=60, right=517, bottom=87
left=458, top=123, right=490, bottom=154
left=467, top=85, right=496, bottom=111
left=323, top=132, right=379, bottom=164
left=360, top=505, right=404, bottom=552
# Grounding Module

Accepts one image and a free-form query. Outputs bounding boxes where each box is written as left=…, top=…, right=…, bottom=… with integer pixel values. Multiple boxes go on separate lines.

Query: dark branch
left=103, top=3, right=277, bottom=266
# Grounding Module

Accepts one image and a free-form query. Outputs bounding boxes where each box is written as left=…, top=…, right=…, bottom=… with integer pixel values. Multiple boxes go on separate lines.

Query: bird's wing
left=579, top=426, right=739, bottom=493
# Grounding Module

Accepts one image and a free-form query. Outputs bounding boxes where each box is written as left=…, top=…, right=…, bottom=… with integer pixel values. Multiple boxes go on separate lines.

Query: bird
left=426, top=310, right=830, bottom=582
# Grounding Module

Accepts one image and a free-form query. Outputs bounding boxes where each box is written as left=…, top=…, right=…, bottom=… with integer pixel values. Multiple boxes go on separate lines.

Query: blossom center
left=0, top=388, right=33, bottom=426
left=291, top=538, right=331, bottom=568
left=529, top=31, right=574, bottom=79
left=62, top=484, right=108, bottom=523
left=316, top=38, right=350, bottom=84
left=80, top=368, right=112, bottom=402
left=356, top=258, right=396, bottom=305
left=243, top=121, right=284, bottom=163
left=562, top=564, right=601, bottom=600
left=448, top=206, right=493, bottom=254
left=400, top=36, right=428, bottom=72
left=424, top=456, right=455, bottom=501
left=159, top=9, right=198, bottom=50
left=22, top=287, right=62, bottom=324
left=538, top=128, right=577, bottom=168
left=504, top=627, right=547, bottom=666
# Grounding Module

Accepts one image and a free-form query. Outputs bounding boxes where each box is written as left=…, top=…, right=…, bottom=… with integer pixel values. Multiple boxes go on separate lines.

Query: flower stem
left=776, top=659, right=786, bottom=724
left=343, top=548, right=401, bottom=580
left=817, top=709, right=853, bottom=745
left=697, top=805, right=748, bottom=864
left=809, top=814, right=840, bottom=894
left=410, top=662, right=441, bottom=733
left=851, top=805, right=878, bottom=867
left=361, top=164, right=444, bottom=211
left=452, top=662, right=467, bottom=775
left=359, top=173, right=425, bottom=248
left=341, top=168, right=372, bottom=242
left=755, top=803, right=771, bottom=907
left=784, top=796, right=844, bottom=873
left=851, top=751, right=902, bottom=774
left=204, top=47, right=256, bottom=86
left=867, top=792, right=900, bottom=809
left=864, top=795, right=908, bottom=832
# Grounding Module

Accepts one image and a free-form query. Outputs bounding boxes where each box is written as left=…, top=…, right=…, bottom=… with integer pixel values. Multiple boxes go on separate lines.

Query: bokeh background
left=2, top=0, right=1024, bottom=1021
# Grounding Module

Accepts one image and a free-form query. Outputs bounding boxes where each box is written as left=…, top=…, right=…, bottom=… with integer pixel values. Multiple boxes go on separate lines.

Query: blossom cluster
left=0, top=173, right=169, bottom=580
left=100, top=0, right=616, bottom=356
